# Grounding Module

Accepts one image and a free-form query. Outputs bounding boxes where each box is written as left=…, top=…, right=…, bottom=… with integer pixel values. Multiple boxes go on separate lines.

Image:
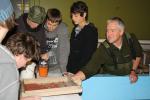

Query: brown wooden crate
left=20, top=77, right=82, bottom=97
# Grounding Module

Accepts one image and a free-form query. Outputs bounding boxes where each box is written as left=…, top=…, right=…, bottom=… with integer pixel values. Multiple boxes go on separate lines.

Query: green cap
left=28, top=6, right=46, bottom=24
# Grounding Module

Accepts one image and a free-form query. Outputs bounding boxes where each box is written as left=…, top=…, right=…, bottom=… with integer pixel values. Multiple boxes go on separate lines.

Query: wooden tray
left=20, top=76, right=82, bottom=97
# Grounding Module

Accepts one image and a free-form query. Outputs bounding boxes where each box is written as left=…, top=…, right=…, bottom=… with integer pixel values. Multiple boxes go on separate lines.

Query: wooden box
left=21, top=77, right=82, bottom=97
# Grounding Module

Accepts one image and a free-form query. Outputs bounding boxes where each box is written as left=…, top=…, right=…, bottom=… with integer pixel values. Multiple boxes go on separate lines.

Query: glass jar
left=38, top=59, right=48, bottom=77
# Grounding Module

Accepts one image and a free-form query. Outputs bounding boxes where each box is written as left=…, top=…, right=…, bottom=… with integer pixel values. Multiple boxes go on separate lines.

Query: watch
left=131, top=69, right=137, bottom=73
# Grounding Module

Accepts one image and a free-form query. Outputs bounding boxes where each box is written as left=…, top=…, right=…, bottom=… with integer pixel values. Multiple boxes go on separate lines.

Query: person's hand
left=63, top=72, right=82, bottom=85
left=71, top=74, right=82, bottom=86
left=69, top=71, right=85, bottom=85
left=63, top=72, right=74, bottom=77
left=129, top=70, right=138, bottom=83
left=41, top=52, right=49, bottom=61
left=20, top=96, right=41, bottom=100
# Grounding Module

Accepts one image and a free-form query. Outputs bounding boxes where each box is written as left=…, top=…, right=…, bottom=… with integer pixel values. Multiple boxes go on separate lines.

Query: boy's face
left=15, top=54, right=31, bottom=69
left=27, top=18, right=39, bottom=29
left=46, top=20, right=59, bottom=32
left=71, top=13, right=86, bottom=25
left=0, top=25, right=8, bottom=42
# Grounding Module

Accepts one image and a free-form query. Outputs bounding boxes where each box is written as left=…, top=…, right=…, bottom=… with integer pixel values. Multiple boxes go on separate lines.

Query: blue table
left=82, top=74, right=150, bottom=100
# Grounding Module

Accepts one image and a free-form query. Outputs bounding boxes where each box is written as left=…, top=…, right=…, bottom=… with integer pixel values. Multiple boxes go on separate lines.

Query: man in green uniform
left=72, top=17, right=142, bottom=83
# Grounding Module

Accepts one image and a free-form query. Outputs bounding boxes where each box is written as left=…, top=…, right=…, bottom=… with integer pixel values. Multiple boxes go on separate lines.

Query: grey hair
left=107, top=17, right=125, bottom=31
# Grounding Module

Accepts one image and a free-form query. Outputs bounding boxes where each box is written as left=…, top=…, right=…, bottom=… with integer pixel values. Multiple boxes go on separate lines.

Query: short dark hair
left=46, top=8, right=62, bottom=23
left=70, top=1, right=88, bottom=20
left=6, top=33, right=40, bottom=61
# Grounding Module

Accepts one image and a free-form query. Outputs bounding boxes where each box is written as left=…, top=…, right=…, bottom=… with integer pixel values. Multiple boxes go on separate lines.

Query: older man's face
left=106, top=21, right=123, bottom=44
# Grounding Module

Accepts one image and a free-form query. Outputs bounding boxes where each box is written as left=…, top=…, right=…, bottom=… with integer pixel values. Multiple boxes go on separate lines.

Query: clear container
left=38, top=59, right=48, bottom=77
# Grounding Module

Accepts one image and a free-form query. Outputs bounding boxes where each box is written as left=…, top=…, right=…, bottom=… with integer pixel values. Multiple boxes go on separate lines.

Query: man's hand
left=64, top=71, right=83, bottom=85
left=129, top=70, right=138, bottom=83
left=63, top=72, right=74, bottom=77
left=72, top=71, right=86, bottom=85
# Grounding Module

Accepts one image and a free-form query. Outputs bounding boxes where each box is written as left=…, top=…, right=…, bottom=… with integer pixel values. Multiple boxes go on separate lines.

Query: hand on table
left=129, top=70, right=138, bottom=83
left=63, top=72, right=82, bottom=85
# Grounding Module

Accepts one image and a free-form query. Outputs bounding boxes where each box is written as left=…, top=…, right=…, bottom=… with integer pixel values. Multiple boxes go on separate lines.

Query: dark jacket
left=81, top=33, right=143, bottom=78
left=15, top=13, right=47, bottom=54
left=67, top=23, right=98, bottom=73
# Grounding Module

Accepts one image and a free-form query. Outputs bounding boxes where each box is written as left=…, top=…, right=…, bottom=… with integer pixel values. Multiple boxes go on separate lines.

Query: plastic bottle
left=38, top=59, right=48, bottom=77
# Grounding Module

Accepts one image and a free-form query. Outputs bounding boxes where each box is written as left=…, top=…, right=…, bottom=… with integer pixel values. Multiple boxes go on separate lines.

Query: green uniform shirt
left=81, top=33, right=142, bottom=78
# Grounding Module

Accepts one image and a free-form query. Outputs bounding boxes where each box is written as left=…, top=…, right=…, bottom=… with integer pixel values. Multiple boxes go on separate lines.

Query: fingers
left=40, top=53, right=49, bottom=61
left=63, top=72, right=74, bottom=77
left=71, top=75, right=82, bottom=86
left=63, top=72, right=82, bottom=85
left=130, top=75, right=138, bottom=83
left=130, top=71, right=138, bottom=83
